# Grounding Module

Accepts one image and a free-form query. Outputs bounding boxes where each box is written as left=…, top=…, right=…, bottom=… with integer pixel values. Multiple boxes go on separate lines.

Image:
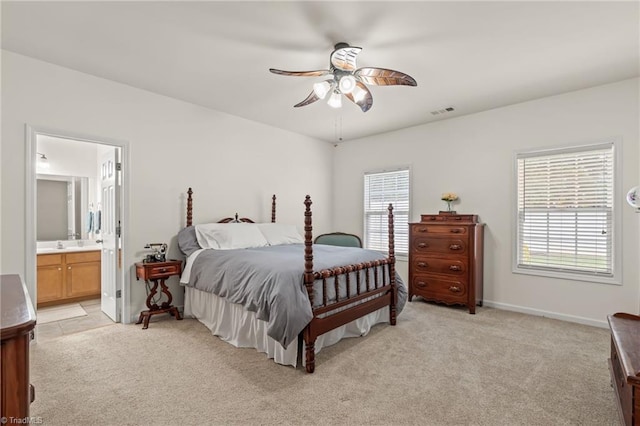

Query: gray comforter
left=183, top=244, right=407, bottom=349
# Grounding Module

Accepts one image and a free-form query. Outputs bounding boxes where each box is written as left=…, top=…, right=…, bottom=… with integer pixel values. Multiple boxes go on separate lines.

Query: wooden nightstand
left=135, top=260, right=183, bottom=329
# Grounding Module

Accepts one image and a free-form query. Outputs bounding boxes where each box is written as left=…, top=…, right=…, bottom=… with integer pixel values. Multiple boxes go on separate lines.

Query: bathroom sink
left=37, top=247, right=67, bottom=253
left=37, top=245, right=101, bottom=254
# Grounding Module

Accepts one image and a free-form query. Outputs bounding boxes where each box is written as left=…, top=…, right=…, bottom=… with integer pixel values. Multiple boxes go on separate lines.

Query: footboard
left=302, top=196, right=397, bottom=373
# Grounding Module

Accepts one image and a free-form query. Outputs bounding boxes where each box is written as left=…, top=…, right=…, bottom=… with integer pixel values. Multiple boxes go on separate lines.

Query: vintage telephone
left=143, top=243, right=167, bottom=263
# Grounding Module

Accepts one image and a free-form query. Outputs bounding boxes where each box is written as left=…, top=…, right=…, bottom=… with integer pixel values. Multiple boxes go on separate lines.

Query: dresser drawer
left=610, top=342, right=635, bottom=425
left=420, top=214, right=477, bottom=222
left=411, top=237, right=468, bottom=255
left=411, top=275, right=467, bottom=301
left=37, top=253, right=63, bottom=266
left=136, top=262, right=182, bottom=281
left=412, top=256, right=467, bottom=276
left=66, top=250, right=101, bottom=264
left=411, top=224, right=468, bottom=235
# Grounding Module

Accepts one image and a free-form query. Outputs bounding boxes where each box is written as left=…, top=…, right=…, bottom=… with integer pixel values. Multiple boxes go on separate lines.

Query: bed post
left=271, top=195, right=276, bottom=223
left=303, top=195, right=316, bottom=373
left=388, top=203, right=397, bottom=326
left=187, top=187, right=193, bottom=227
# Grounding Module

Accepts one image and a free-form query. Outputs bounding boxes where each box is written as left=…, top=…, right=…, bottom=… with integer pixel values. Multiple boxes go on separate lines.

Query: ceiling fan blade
left=330, top=45, right=362, bottom=71
left=345, top=82, right=373, bottom=113
left=293, top=91, right=321, bottom=108
left=269, top=69, right=330, bottom=77
left=355, top=67, right=417, bottom=86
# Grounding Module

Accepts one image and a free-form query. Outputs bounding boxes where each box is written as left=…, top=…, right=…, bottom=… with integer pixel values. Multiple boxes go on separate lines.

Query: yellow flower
left=441, top=192, right=458, bottom=202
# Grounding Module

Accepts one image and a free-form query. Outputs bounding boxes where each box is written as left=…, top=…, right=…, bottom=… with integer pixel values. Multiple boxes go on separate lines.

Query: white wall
left=333, top=78, right=640, bottom=326
left=1, top=51, right=334, bottom=321
left=37, top=135, right=99, bottom=178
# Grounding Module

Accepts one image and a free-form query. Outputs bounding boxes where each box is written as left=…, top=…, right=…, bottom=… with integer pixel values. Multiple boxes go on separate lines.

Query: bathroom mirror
left=37, top=174, right=91, bottom=241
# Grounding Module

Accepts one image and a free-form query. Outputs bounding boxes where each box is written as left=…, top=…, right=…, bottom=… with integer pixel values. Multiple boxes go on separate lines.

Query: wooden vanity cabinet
left=36, top=254, right=64, bottom=304
left=37, top=250, right=101, bottom=307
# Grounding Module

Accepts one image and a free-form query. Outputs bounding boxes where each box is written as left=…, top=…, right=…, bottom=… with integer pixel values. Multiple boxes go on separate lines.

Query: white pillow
left=257, top=223, right=304, bottom=245
left=195, top=223, right=268, bottom=250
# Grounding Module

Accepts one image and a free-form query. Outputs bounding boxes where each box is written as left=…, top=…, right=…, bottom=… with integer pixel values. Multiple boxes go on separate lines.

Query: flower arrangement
left=441, top=192, right=458, bottom=202
left=441, top=192, right=458, bottom=212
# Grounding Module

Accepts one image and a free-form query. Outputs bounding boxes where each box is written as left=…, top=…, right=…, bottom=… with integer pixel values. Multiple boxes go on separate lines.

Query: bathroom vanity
left=37, top=247, right=101, bottom=307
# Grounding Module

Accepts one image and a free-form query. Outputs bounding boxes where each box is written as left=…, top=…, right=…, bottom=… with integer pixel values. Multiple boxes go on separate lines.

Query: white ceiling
left=2, top=1, right=638, bottom=143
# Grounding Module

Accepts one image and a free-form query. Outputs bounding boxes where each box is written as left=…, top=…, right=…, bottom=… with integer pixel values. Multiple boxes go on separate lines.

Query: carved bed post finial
left=271, top=194, right=277, bottom=223
left=187, top=188, right=193, bottom=227
left=388, top=203, right=397, bottom=325
left=303, top=195, right=316, bottom=373
left=303, top=196, right=314, bottom=303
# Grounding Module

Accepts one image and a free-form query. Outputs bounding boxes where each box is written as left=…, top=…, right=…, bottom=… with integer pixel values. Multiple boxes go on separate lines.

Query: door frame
left=25, top=124, right=131, bottom=323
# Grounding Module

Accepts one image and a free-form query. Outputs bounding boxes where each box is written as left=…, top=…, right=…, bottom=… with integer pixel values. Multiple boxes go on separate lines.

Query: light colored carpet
left=36, top=303, right=88, bottom=324
left=30, top=302, right=619, bottom=425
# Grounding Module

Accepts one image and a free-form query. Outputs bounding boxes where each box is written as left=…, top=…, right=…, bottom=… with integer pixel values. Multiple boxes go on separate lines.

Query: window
left=364, top=168, right=410, bottom=256
left=515, top=142, right=617, bottom=282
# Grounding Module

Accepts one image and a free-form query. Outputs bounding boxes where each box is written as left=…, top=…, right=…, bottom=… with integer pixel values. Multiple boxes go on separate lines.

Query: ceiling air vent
left=430, top=107, right=455, bottom=116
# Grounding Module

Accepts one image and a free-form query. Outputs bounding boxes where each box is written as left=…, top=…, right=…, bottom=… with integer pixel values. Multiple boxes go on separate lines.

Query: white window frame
left=512, top=139, right=621, bottom=285
left=364, top=166, right=411, bottom=259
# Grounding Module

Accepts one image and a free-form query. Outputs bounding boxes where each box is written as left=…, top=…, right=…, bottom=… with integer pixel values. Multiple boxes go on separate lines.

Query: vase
left=446, top=201, right=452, bottom=212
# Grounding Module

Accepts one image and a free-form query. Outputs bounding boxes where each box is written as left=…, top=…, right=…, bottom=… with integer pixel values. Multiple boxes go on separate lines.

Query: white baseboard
left=482, top=300, right=608, bottom=329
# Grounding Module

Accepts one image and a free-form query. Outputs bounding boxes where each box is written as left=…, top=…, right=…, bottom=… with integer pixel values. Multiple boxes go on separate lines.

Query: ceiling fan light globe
left=312, top=81, right=331, bottom=99
left=327, top=92, right=342, bottom=108
left=338, top=75, right=356, bottom=94
left=352, top=85, right=367, bottom=103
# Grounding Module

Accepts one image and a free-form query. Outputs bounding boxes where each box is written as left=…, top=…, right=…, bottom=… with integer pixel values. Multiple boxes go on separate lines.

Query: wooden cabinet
left=1, top=274, right=36, bottom=419
left=409, top=213, right=484, bottom=314
left=37, top=250, right=101, bottom=307
left=608, top=312, right=640, bottom=426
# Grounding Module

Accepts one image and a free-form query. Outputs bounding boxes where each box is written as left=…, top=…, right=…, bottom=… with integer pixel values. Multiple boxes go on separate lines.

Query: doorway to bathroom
left=25, top=126, right=130, bottom=326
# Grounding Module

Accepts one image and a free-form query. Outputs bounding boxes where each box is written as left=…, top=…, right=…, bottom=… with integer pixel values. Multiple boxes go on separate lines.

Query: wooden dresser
left=1, top=274, right=36, bottom=419
left=409, top=213, right=484, bottom=314
left=607, top=312, right=640, bottom=426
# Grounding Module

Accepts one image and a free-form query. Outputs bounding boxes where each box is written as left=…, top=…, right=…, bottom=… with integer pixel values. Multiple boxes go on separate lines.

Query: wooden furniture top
left=414, top=212, right=480, bottom=224
left=1, top=274, right=36, bottom=341
left=135, top=260, right=182, bottom=281
left=608, top=312, right=640, bottom=386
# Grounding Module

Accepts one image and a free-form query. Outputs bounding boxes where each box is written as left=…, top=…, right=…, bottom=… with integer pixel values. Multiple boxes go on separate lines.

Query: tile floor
left=35, top=299, right=116, bottom=342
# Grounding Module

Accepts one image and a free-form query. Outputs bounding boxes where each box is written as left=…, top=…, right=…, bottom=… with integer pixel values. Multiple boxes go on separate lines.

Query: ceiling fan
left=269, top=42, right=417, bottom=112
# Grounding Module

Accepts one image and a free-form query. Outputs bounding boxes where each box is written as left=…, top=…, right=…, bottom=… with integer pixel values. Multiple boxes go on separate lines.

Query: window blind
left=516, top=144, right=614, bottom=276
left=364, top=168, right=410, bottom=255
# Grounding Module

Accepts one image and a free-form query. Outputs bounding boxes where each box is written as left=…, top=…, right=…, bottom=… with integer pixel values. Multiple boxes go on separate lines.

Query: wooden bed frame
left=185, top=187, right=397, bottom=373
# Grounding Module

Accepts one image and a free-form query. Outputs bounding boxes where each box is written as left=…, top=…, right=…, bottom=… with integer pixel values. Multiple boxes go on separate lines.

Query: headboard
left=186, top=188, right=276, bottom=227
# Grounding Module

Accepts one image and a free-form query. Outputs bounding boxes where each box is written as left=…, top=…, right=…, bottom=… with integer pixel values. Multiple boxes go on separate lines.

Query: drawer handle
left=449, top=286, right=461, bottom=293
left=159, top=268, right=166, bottom=273
left=418, top=243, right=429, bottom=248
left=449, top=244, right=462, bottom=251
left=449, top=265, right=461, bottom=271
left=450, top=229, right=461, bottom=233
left=417, top=262, right=428, bottom=268
left=453, top=217, right=462, bottom=221
left=429, top=217, right=436, bottom=221
left=416, top=281, right=427, bottom=288
left=418, top=228, right=427, bottom=233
